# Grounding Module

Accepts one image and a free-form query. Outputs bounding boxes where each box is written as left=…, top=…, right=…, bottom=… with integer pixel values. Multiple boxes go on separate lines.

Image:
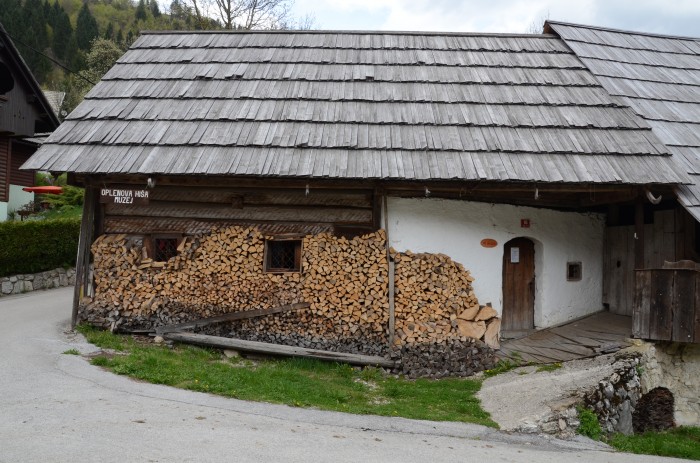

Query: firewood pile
left=390, top=337, right=497, bottom=379
left=81, top=227, right=389, bottom=352
left=393, top=251, right=501, bottom=349
left=80, top=226, right=500, bottom=371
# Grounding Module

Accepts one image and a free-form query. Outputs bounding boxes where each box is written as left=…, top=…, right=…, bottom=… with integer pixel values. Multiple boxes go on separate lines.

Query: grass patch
left=577, top=406, right=602, bottom=440
left=536, top=362, right=562, bottom=373
left=609, top=427, right=700, bottom=460
left=78, top=326, right=497, bottom=427
left=483, top=353, right=527, bottom=378
left=62, top=348, right=80, bottom=355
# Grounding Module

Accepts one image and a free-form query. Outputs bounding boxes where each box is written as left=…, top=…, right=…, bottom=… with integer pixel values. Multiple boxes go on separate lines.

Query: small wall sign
left=100, top=188, right=150, bottom=205
left=480, top=238, right=498, bottom=248
left=521, top=219, right=531, bottom=228
left=511, top=247, right=520, bottom=263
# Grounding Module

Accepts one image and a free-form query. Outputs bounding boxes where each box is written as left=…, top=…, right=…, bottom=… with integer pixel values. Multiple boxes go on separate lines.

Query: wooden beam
left=163, top=332, right=396, bottom=368
left=155, top=302, right=310, bottom=335
left=72, top=187, right=96, bottom=327
left=635, top=195, right=645, bottom=270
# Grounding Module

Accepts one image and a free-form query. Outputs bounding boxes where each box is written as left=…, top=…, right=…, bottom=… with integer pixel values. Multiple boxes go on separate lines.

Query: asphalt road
left=0, top=287, right=690, bottom=462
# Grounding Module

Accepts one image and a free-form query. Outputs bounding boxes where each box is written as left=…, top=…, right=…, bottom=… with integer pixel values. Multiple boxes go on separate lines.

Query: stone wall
left=583, top=354, right=643, bottom=435
left=0, top=267, right=76, bottom=296
left=637, top=341, right=700, bottom=426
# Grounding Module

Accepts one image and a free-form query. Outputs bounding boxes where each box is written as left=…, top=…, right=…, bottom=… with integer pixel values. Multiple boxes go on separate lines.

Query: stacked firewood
left=393, top=251, right=501, bottom=349
left=83, top=227, right=388, bottom=349
left=82, top=227, right=499, bottom=358
left=391, top=337, right=497, bottom=379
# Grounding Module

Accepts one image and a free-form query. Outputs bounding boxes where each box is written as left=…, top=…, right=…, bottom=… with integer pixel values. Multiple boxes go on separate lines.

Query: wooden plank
left=633, top=270, right=651, bottom=339
left=672, top=270, right=695, bottom=343
left=155, top=302, right=310, bottom=335
left=72, top=187, right=96, bottom=327
left=649, top=270, right=674, bottom=340
left=163, top=332, right=396, bottom=368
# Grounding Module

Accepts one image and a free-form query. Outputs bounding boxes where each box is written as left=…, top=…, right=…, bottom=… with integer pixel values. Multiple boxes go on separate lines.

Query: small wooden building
left=24, top=29, right=690, bottom=355
left=0, top=22, right=59, bottom=220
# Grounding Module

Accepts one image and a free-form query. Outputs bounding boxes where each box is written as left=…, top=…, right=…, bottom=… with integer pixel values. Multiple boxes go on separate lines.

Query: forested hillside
left=0, top=0, right=305, bottom=116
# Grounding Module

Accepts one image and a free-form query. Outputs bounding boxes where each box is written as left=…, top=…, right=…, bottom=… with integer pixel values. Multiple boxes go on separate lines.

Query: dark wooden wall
left=634, top=269, right=700, bottom=343
left=0, top=57, right=45, bottom=137
left=0, top=137, right=9, bottom=202
left=9, top=141, right=34, bottom=187
left=604, top=207, right=698, bottom=316
left=99, top=181, right=379, bottom=237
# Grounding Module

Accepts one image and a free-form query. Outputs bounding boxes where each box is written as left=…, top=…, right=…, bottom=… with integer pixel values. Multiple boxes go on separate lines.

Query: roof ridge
left=545, top=20, right=700, bottom=41
left=139, top=29, right=558, bottom=38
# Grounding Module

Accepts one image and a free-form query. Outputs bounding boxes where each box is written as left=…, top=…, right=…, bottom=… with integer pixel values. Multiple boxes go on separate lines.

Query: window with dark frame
left=265, top=239, right=302, bottom=273
left=153, top=237, right=179, bottom=262
left=567, top=262, right=582, bottom=281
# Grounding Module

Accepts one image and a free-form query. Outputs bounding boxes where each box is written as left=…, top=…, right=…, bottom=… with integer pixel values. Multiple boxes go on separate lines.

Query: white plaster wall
left=0, top=202, right=7, bottom=222
left=386, top=197, right=605, bottom=328
left=8, top=184, right=33, bottom=215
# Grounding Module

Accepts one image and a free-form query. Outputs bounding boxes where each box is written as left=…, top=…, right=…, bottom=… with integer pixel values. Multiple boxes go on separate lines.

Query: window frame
left=264, top=238, right=302, bottom=273
left=149, top=234, right=183, bottom=263
left=566, top=261, right=582, bottom=282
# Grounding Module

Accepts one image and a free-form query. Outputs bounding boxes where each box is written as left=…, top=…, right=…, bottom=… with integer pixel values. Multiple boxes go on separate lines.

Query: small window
left=153, top=236, right=179, bottom=262
left=265, top=239, right=302, bottom=273
left=567, top=262, right=582, bottom=281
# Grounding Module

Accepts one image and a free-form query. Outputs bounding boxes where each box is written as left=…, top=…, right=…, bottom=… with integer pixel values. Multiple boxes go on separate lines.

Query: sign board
left=100, top=188, right=150, bottom=205
left=510, top=247, right=520, bottom=263
left=480, top=238, right=498, bottom=248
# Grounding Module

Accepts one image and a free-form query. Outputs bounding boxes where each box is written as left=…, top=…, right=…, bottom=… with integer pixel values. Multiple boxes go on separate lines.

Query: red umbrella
left=22, top=186, right=63, bottom=194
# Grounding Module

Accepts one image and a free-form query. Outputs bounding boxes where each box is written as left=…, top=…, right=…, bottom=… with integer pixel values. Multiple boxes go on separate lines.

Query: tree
left=104, top=22, right=114, bottom=40
left=49, top=2, right=73, bottom=60
left=135, top=0, right=148, bottom=21
left=150, top=0, right=162, bottom=18
left=76, top=2, right=99, bottom=51
left=187, top=0, right=293, bottom=30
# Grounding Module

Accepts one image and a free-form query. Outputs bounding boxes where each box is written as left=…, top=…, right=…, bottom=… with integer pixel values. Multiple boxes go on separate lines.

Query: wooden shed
left=23, top=29, right=691, bottom=358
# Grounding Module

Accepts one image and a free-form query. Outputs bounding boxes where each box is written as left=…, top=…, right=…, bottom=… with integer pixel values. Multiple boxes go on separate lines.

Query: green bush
left=0, top=217, right=81, bottom=277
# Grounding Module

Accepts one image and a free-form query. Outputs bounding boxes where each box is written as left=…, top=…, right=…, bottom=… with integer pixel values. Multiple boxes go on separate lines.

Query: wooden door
left=502, top=238, right=535, bottom=331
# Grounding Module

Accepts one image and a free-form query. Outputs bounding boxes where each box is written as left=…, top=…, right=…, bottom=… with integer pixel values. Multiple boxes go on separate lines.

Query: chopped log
left=474, top=304, right=498, bottom=321
left=163, top=331, right=396, bottom=368
left=155, top=302, right=311, bottom=335
left=483, top=318, right=501, bottom=349
left=456, top=320, right=486, bottom=339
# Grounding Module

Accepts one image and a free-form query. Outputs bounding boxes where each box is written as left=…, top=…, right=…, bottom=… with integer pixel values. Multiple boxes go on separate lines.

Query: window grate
left=154, top=238, right=178, bottom=262
left=266, top=240, right=301, bottom=272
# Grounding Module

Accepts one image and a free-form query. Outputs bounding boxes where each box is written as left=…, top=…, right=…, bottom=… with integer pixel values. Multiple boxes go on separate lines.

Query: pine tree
left=50, top=2, right=73, bottom=61
left=76, top=2, right=98, bottom=51
left=150, top=0, right=161, bottom=18
left=135, top=0, right=148, bottom=22
left=115, top=28, right=124, bottom=46
left=19, top=0, right=51, bottom=82
left=104, top=22, right=114, bottom=40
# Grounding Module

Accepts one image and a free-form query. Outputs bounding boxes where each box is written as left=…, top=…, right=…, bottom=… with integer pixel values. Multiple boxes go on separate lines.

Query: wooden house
left=0, top=23, right=59, bottom=220
left=547, top=21, right=700, bottom=343
left=23, top=29, right=691, bottom=356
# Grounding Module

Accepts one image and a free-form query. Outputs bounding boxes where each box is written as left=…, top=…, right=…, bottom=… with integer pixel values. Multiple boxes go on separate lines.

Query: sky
left=291, top=0, right=700, bottom=37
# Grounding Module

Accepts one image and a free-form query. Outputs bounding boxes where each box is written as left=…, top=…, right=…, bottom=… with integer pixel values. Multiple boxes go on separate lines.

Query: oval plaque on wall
left=480, top=239, right=498, bottom=248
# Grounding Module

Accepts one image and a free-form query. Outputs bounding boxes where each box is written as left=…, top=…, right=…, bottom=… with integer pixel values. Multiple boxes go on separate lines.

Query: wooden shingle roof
left=24, top=30, right=688, bottom=184
left=547, top=21, right=700, bottom=215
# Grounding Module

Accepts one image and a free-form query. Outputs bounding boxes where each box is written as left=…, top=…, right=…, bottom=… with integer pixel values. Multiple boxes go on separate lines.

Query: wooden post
left=635, top=195, right=645, bottom=270
left=71, top=186, right=96, bottom=328
left=383, top=193, right=395, bottom=346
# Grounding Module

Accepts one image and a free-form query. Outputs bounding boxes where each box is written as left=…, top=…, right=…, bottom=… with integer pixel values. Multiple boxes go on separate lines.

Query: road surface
left=0, top=287, right=690, bottom=462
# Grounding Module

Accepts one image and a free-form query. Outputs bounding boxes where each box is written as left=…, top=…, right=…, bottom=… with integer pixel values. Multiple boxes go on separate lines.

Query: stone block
left=1, top=281, right=12, bottom=294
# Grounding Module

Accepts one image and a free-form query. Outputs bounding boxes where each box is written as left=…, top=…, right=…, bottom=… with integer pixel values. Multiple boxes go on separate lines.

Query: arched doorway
left=502, top=237, right=535, bottom=332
